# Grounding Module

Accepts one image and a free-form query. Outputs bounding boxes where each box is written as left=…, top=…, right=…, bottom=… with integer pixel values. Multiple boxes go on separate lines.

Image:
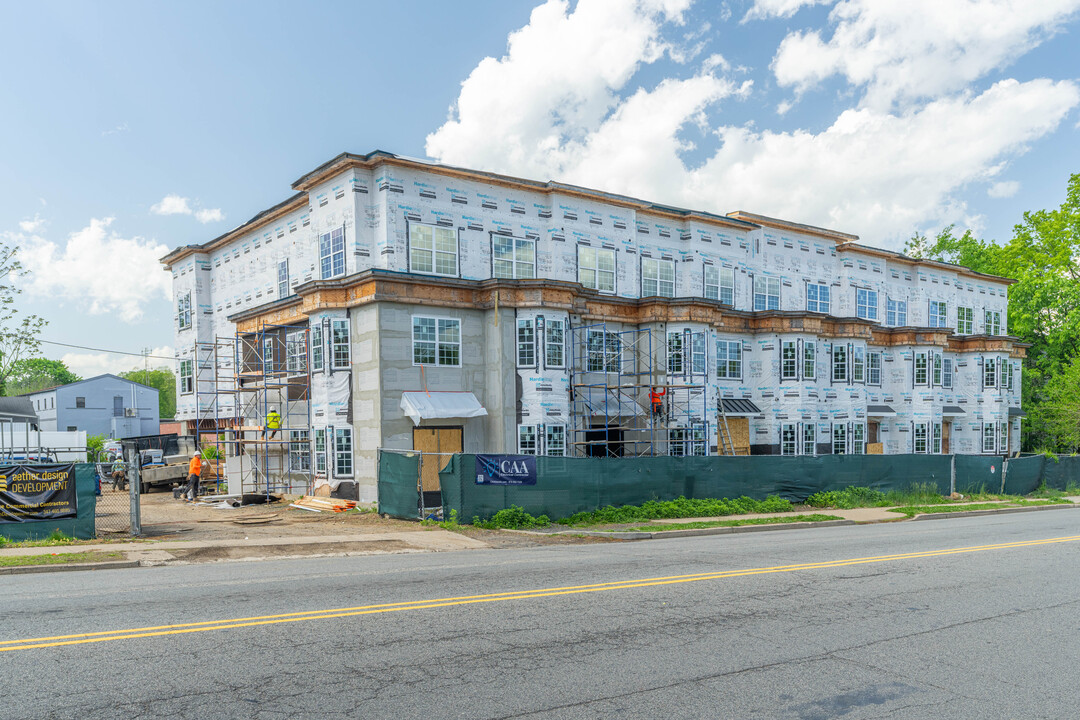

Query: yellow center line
left=3, top=533, right=1078, bottom=653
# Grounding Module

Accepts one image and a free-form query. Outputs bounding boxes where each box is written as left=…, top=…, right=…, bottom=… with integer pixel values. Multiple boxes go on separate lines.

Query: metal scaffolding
left=569, top=323, right=709, bottom=457
left=192, top=324, right=313, bottom=496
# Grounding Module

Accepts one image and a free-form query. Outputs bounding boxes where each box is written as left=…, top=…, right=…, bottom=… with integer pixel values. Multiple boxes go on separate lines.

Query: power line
left=38, top=339, right=176, bottom=362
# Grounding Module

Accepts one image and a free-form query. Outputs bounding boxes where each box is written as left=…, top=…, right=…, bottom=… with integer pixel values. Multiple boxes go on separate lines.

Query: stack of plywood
left=289, top=496, right=358, bottom=513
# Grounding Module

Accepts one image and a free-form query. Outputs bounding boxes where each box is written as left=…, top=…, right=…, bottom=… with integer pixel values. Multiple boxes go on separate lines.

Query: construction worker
left=649, top=386, right=666, bottom=417
left=184, top=452, right=203, bottom=502
left=265, top=406, right=282, bottom=439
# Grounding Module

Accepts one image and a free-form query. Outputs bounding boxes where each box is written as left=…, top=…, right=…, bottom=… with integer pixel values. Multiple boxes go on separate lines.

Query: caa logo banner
left=475, top=455, right=537, bottom=486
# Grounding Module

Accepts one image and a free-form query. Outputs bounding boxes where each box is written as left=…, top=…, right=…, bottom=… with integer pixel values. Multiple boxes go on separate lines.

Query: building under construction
left=162, top=150, right=1025, bottom=501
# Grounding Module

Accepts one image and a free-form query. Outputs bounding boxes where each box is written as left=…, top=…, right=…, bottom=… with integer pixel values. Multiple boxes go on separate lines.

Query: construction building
left=161, top=150, right=1025, bottom=501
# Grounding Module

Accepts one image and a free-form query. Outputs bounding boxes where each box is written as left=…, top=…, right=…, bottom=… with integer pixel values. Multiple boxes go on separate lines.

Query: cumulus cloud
left=15, top=218, right=171, bottom=323
left=62, top=345, right=175, bottom=379
left=150, top=194, right=192, bottom=216
left=19, top=214, right=45, bottom=233
left=194, top=208, right=225, bottom=224
left=770, top=0, right=1080, bottom=109
left=426, top=0, right=1080, bottom=246
left=744, top=0, right=831, bottom=21
left=988, top=180, right=1020, bottom=198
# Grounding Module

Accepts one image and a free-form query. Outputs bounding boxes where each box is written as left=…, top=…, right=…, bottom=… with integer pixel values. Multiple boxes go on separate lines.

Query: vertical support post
left=1001, top=457, right=1008, bottom=495
left=128, top=449, right=142, bottom=536
left=949, top=453, right=956, bottom=496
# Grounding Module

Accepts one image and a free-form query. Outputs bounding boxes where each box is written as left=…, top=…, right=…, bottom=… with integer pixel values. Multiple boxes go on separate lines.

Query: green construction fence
left=0, top=463, right=98, bottom=542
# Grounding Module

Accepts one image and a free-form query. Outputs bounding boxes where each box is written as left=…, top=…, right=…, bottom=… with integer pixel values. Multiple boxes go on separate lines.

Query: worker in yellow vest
left=265, top=406, right=282, bottom=439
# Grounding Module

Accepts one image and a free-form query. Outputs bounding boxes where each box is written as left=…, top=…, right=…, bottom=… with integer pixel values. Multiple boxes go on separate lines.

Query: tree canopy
left=0, top=242, right=46, bottom=394
left=3, top=358, right=81, bottom=396
left=119, top=367, right=176, bottom=419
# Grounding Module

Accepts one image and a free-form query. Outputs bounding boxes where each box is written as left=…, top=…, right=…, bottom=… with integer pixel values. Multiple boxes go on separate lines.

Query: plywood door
left=719, top=417, right=750, bottom=455
left=414, top=427, right=463, bottom=492
left=942, top=421, right=951, bottom=454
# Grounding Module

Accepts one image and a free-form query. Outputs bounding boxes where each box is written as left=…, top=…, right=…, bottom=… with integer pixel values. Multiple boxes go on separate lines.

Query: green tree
left=119, top=367, right=176, bottom=419
left=0, top=242, right=46, bottom=394
left=3, top=358, right=81, bottom=395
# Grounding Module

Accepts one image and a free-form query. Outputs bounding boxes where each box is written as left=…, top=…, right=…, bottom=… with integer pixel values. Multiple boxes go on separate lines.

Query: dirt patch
left=167, top=540, right=416, bottom=562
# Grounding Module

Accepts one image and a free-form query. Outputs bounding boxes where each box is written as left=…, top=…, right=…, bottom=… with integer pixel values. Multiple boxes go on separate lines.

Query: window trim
left=914, top=351, right=928, bottom=386
left=177, top=292, right=192, bottom=331
left=781, top=341, right=797, bottom=380
left=278, top=259, right=290, bottom=299
left=982, top=423, right=996, bottom=454
left=832, top=344, right=847, bottom=383
left=985, top=310, right=1001, bottom=335
left=804, top=341, right=817, bottom=380
left=832, top=423, right=847, bottom=455
left=781, top=424, right=797, bottom=456
left=586, top=329, right=621, bottom=373
left=179, top=360, right=194, bottom=395
left=331, top=319, right=351, bottom=370
left=716, top=339, right=742, bottom=380
left=867, top=351, right=882, bottom=386
left=914, top=423, right=928, bottom=454
left=957, top=306, right=974, bottom=335
left=286, top=330, right=308, bottom=374
left=492, top=232, right=536, bottom=280
left=886, top=298, right=907, bottom=327
left=704, top=265, right=735, bottom=305
left=806, top=283, right=830, bottom=314
left=545, top=318, right=565, bottom=369
left=577, top=246, right=616, bottom=294
left=802, top=423, right=816, bottom=456
left=517, top=318, right=536, bottom=368
left=319, top=227, right=347, bottom=280
left=929, top=300, right=948, bottom=328
left=641, top=257, right=675, bottom=298
left=311, top=324, right=324, bottom=373
left=412, top=316, right=460, bottom=368
left=333, top=426, right=353, bottom=478
left=753, top=275, right=781, bottom=311
left=408, top=222, right=458, bottom=278
left=855, top=287, right=878, bottom=321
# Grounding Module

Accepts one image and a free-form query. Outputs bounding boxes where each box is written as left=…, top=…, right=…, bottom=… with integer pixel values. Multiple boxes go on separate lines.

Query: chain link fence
left=94, top=460, right=133, bottom=536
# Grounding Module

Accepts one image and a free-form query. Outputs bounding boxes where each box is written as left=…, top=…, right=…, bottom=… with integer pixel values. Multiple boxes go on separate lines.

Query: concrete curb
left=910, top=503, right=1080, bottom=521
left=0, top=560, right=142, bottom=575
left=531, top=518, right=856, bottom=540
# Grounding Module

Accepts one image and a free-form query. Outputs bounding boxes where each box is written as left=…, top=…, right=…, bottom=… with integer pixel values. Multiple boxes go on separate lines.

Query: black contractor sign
left=0, top=464, right=77, bottom=523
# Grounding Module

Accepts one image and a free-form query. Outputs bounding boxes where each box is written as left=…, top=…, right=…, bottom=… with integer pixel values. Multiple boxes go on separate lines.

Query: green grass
left=887, top=499, right=1067, bottom=518
left=0, top=551, right=124, bottom=568
left=555, top=496, right=794, bottom=527
left=602, top=514, right=843, bottom=532
left=805, top=483, right=1028, bottom=510
left=0, top=529, right=78, bottom=549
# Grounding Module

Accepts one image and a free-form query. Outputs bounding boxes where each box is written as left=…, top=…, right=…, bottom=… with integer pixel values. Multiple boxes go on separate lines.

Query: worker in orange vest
left=649, top=386, right=666, bottom=417
left=184, top=453, right=203, bottom=502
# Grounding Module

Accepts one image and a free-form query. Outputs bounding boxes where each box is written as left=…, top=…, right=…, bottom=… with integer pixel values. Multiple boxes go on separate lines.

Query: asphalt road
left=4, top=511, right=1080, bottom=719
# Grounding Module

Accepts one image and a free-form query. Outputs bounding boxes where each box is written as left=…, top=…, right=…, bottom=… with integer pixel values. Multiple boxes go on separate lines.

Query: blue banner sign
left=475, top=455, right=537, bottom=485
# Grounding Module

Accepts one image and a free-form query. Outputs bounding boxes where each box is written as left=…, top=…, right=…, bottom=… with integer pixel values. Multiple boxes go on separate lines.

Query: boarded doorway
left=942, top=421, right=951, bottom=454
left=413, top=427, right=462, bottom=506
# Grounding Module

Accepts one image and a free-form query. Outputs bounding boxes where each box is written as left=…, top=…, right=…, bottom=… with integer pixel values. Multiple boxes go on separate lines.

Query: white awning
left=399, top=391, right=488, bottom=426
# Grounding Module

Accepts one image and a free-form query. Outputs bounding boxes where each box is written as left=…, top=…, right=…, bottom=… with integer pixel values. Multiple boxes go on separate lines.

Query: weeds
left=472, top=506, right=551, bottom=530
left=888, top=499, right=1066, bottom=518
left=555, top=496, right=793, bottom=527
left=608, top=514, right=842, bottom=532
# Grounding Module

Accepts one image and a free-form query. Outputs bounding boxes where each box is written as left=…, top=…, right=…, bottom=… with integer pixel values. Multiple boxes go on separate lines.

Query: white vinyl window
left=668, top=332, right=684, bottom=375
left=982, top=423, right=996, bottom=453
left=914, top=423, right=928, bottom=454
left=314, top=429, right=327, bottom=474
left=319, top=227, right=346, bottom=279
left=545, top=319, right=565, bottom=368
left=334, top=427, right=353, bottom=477
left=413, top=317, right=460, bottom=367
left=852, top=346, right=865, bottom=383
left=311, top=325, right=324, bottom=372
left=642, top=258, right=675, bottom=297
left=578, top=247, right=616, bottom=293
left=868, top=352, right=881, bottom=386
left=717, top=340, right=741, bottom=379
left=803, top=423, right=816, bottom=456
left=286, top=331, right=307, bottom=373
left=545, top=425, right=566, bottom=457
left=177, top=292, right=192, bottom=331
left=670, top=425, right=707, bottom=457
left=1000, top=422, right=1009, bottom=453
left=933, top=423, right=943, bottom=454
left=957, top=307, right=974, bottom=335
left=929, top=301, right=948, bottom=328
left=517, top=319, right=535, bottom=367
left=832, top=345, right=847, bottom=383
left=781, top=424, right=796, bottom=456
left=518, top=425, right=538, bottom=455
left=289, top=430, right=310, bottom=471
left=804, top=341, right=816, bottom=380
left=832, top=424, right=846, bottom=455
left=781, top=341, right=797, bottom=380
left=852, top=423, right=865, bottom=454
left=278, top=260, right=289, bottom=298
left=887, top=299, right=907, bottom=326
left=943, top=358, right=953, bottom=388
left=984, top=358, right=997, bottom=388
left=1006, top=361, right=1015, bottom=391
left=262, top=338, right=274, bottom=372
left=914, top=352, right=928, bottom=385
left=806, top=283, right=830, bottom=313
left=179, top=359, right=193, bottom=395
left=331, top=319, right=351, bottom=369
left=985, top=310, right=1001, bottom=335
left=704, top=265, right=735, bottom=305
left=753, top=275, right=780, bottom=311
left=410, top=223, right=457, bottom=276
left=856, top=288, right=878, bottom=320
left=586, top=330, right=621, bottom=373
left=933, top=354, right=942, bottom=386
left=493, top=235, right=535, bottom=279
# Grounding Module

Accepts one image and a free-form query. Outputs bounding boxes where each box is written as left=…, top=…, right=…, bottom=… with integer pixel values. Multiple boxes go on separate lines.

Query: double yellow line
left=3, top=533, right=1078, bottom=653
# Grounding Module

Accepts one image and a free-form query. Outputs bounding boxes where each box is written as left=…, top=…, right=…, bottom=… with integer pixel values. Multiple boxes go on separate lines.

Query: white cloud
left=426, top=0, right=1080, bottom=246
left=770, top=0, right=1080, bottom=109
left=150, top=194, right=192, bottom=216
left=101, top=122, right=129, bottom=137
left=988, top=180, right=1020, bottom=198
left=744, top=0, right=832, bottom=21
left=19, top=214, right=45, bottom=233
left=15, top=218, right=171, bottom=323
left=62, top=345, right=174, bottom=379
left=194, top=208, right=225, bottom=224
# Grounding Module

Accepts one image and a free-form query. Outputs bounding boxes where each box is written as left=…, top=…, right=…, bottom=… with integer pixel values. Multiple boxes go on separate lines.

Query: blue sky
left=2, top=0, right=1078, bottom=378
